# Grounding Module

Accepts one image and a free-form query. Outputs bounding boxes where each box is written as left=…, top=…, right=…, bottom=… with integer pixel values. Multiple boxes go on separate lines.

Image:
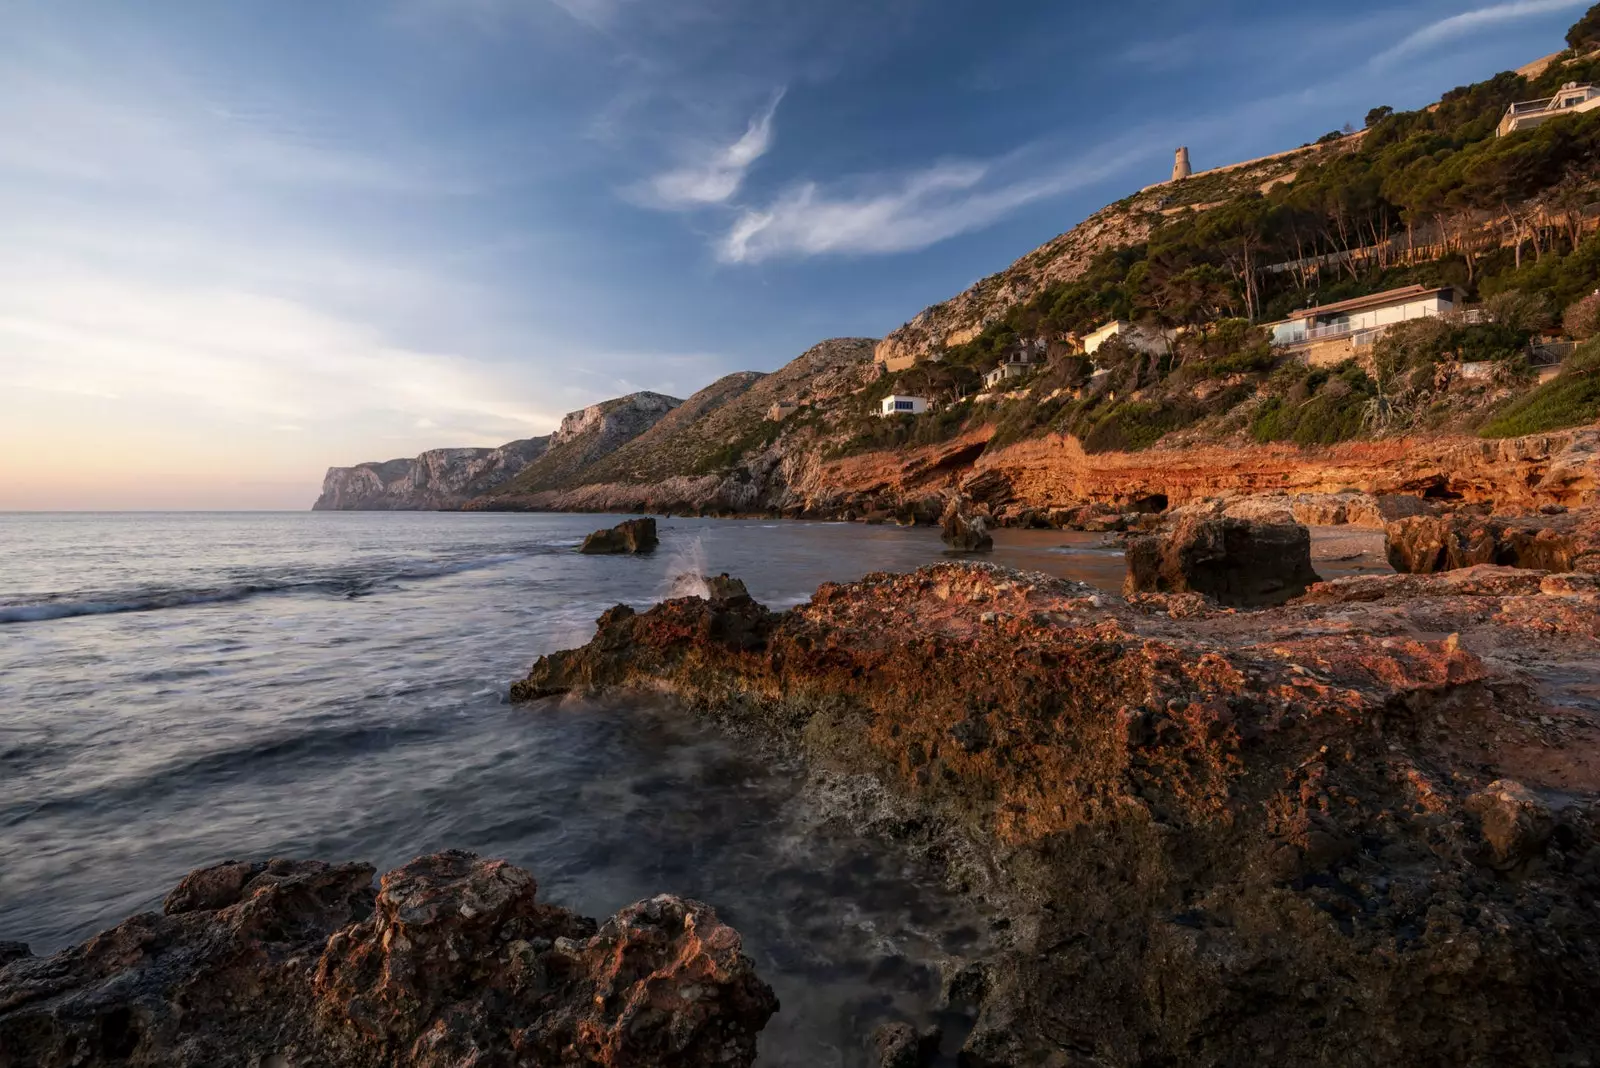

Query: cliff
left=312, top=437, right=550, bottom=511
left=479, top=391, right=683, bottom=498
left=314, top=392, right=682, bottom=512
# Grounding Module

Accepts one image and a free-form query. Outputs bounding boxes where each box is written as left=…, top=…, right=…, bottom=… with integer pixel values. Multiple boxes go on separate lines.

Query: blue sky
left=0, top=0, right=1589, bottom=508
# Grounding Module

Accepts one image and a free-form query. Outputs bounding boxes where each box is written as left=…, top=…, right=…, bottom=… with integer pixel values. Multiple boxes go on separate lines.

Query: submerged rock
left=1386, top=512, right=1600, bottom=574
left=940, top=498, right=993, bottom=552
left=580, top=517, right=659, bottom=555
left=0, top=851, right=775, bottom=1068
left=513, top=560, right=1600, bottom=1065
left=1123, top=514, right=1320, bottom=607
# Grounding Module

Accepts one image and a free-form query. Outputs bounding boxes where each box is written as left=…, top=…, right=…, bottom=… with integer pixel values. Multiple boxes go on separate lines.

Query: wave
left=0, top=547, right=560, bottom=625
left=0, top=720, right=444, bottom=826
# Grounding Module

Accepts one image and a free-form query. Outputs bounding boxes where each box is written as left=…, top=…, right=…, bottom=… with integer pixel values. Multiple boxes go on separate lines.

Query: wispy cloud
left=1373, top=0, right=1587, bottom=66
left=716, top=142, right=1148, bottom=264
left=641, top=90, right=785, bottom=208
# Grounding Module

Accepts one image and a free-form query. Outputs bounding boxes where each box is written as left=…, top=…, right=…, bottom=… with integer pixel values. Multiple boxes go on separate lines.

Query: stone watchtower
left=1172, top=146, right=1192, bottom=183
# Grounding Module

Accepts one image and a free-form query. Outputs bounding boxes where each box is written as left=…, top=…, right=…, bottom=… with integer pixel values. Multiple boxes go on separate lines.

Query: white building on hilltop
left=1498, top=82, right=1600, bottom=136
left=880, top=395, right=930, bottom=417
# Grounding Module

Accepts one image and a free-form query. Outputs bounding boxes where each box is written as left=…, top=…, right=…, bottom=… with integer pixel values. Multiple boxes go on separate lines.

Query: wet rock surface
left=1386, top=512, right=1600, bottom=574
left=580, top=517, right=660, bottom=555
left=0, top=851, right=775, bottom=1068
left=515, top=559, right=1600, bottom=1066
left=1123, top=513, right=1321, bottom=607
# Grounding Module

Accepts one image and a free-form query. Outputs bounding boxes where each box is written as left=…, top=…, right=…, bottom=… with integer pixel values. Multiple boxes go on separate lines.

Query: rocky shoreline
left=513, top=548, right=1600, bottom=1065
left=0, top=852, right=775, bottom=1067
left=10, top=512, right=1600, bottom=1066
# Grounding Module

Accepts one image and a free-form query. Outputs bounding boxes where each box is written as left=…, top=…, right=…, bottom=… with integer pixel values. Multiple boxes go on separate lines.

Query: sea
left=0, top=511, right=1383, bottom=1064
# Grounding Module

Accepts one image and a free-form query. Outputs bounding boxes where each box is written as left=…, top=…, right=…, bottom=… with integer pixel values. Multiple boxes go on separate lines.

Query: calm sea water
left=0, top=511, right=1384, bottom=1064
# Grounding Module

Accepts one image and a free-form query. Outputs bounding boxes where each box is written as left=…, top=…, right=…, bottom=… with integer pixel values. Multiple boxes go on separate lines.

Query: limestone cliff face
left=312, top=438, right=551, bottom=511
left=493, top=391, right=683, bottom=496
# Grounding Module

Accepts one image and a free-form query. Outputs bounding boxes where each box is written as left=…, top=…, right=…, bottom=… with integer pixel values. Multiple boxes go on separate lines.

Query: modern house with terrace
left=1268, top=285, right=1457, bottom=367
left=1498, top=82, right=1600, bottom=136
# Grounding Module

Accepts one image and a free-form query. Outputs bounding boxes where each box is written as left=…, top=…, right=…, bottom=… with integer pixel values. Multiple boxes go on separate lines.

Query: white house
left=1269, top=285, right=1455, bottom=347
left=880, top=395, right=930, bottom=417
left=1267, top=284, right=1456, bottom=367
left=1082, top=320, right=1172, bottom=357
left=1498, top=82, right=1600, bottom=137
left=982, top=350, right=1039, bottom=390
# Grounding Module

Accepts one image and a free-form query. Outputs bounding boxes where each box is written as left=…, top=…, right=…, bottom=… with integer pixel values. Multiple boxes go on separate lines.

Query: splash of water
left=658, top=533, right=712, bottom=600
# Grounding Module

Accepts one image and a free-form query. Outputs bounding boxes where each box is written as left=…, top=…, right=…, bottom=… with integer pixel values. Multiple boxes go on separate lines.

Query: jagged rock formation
left=512, top=562, right=1600, bottom=1064
left=939, top=498, right=993, bottom=552
left=0, top=851, right=776, bottom=1067
left=1386, top=511, right=1600, bottom=574
left=1124, top=514, right=1320, bottom=606
left=313, top=438, right=550, bottom=510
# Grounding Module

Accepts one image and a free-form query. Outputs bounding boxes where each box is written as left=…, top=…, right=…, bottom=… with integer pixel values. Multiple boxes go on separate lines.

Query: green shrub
left=1077, top=399, right=1200, bottom=453
left=1251, top=363, right=1376, bottom=446
left=1479, top=343, right=1600, bottom=437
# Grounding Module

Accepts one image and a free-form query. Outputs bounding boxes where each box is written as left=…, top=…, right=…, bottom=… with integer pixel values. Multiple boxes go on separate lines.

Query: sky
left=0, top=0, right=1591, bottom=509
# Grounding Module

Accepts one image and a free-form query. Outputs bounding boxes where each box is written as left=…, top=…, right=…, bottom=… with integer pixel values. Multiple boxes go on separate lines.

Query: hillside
left=872, top=136, right=1362, bottom=371
left=316, top=14, right=1600, bottom=519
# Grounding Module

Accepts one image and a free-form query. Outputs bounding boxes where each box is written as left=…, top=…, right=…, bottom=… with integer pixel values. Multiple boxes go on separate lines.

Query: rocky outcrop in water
left=313, top=438, right=551, bottom=511
left=1386, top=511, right=1600, bottom=575
left=1124, top=513, right=1320, bottom=607
left=579, top=517, right=659, bottom=555
left=513, top=561, right=1600, bottom=1065
left=0, top=851, right=775, bottom=1067
left=939, top=499, right=993, bottom=553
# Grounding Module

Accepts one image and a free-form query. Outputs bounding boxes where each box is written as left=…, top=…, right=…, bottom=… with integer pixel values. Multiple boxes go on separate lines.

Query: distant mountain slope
left=575, top=338, right=877, bottom=486
left=312, top=438, right=551, bottom=511
left=493, top=391, right=682, bottom=495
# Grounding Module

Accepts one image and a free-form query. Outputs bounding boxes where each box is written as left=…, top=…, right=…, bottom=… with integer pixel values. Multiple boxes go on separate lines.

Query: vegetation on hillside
left=1480, top=339, right=1600, bottom=436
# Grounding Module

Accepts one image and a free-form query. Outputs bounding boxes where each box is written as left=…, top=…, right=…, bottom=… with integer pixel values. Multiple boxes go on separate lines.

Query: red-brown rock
left=0, top=851, right=775, bottom=1068
left=1123, top=514, right=1321, bottom=606
left=580, top=518, right=659, bottom=555
left=1385, top=512, right=1600, bottom=574
left=513, top=561, right=1600, bottom=1066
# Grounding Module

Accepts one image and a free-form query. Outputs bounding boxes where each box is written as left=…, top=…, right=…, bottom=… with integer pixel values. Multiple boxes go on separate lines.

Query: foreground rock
left=580, top=517, right=659, bottom=555
left=1124, top=513, right=1321, bottom=607
left=0, top=851, right=776, bottom=1067
left=514, top=561, right=1600, bottom=1065
left=1386, top=511, right=1600, bottom=574
left=939, top=498, right=993, bottom=552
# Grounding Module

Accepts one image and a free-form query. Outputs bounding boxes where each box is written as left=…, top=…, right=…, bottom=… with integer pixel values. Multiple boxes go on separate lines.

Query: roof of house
left=1290, top=285, right=1452, bottom=320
